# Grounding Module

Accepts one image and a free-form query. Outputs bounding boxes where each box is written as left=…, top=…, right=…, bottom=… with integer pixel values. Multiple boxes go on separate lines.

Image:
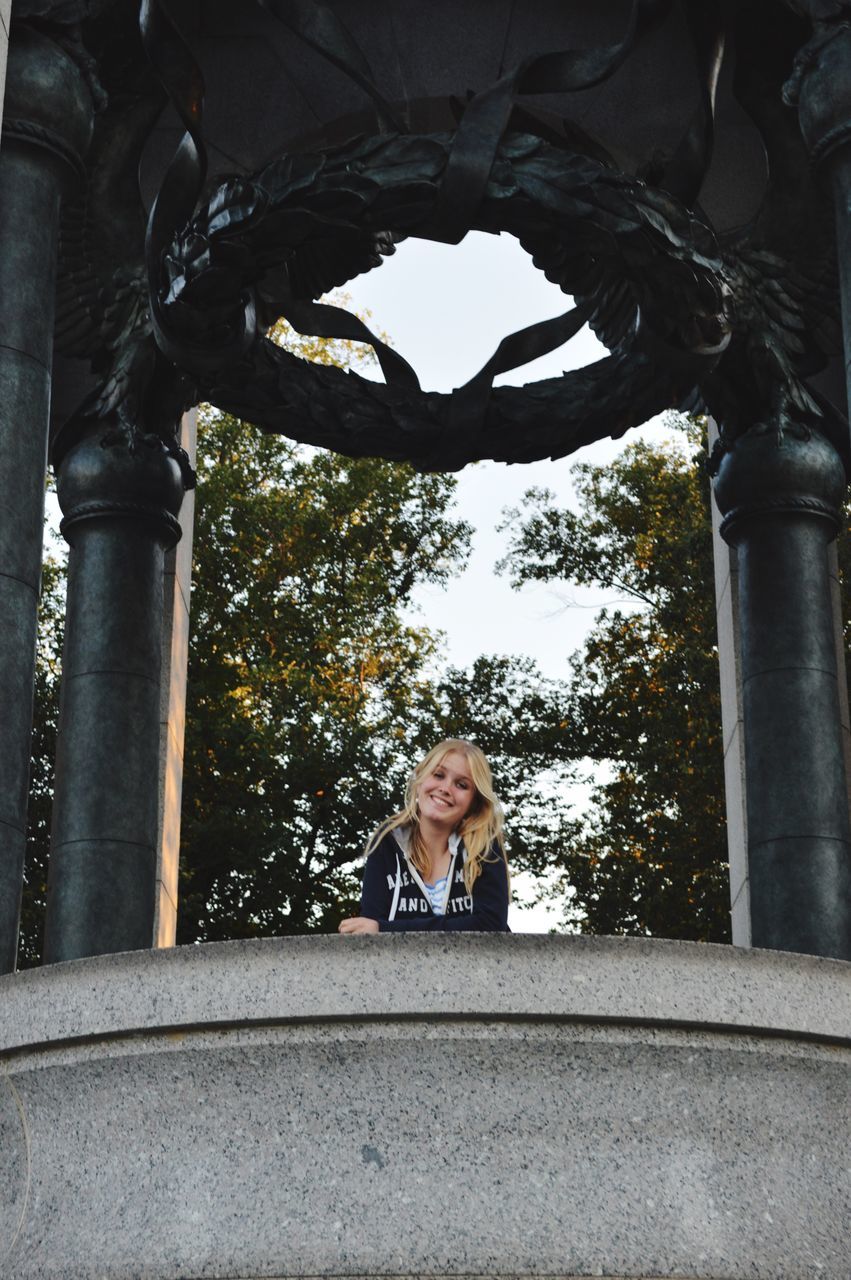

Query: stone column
left=794, top=19, right=851, bottom=417
left=154, top=409, right=196, bottom=948
left=0, top=3, right=11, bottom=127
left=713, top=429, right=851, bottom=959
left=708, top=420, right=750, bottom=946
left=0, top=26, right=92, bottom=973
left=43, top=426, right=185, bottom=964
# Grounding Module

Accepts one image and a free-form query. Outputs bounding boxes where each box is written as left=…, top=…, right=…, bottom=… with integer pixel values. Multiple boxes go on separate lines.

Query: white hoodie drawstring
left=388, top=851, right=402, bottom=921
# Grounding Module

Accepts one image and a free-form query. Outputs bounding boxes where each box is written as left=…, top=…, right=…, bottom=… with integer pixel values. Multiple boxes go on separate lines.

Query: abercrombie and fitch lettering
left=387, top=866, right=472, bottom=915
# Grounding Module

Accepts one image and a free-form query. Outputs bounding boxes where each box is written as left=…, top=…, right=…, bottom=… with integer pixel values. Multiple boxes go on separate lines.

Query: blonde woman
left=338, top=739, right=510, bottom=934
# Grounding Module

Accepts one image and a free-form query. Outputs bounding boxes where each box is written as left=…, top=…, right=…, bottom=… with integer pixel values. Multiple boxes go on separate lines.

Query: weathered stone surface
left=1, top=936, right=849, bottom=1279
left=0, top=1073, right=28, bottom=1263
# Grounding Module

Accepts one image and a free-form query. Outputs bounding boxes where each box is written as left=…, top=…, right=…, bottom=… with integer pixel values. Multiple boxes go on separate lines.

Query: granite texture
left=1, top=937, right=850, bottom=1279
left=0, top=1073, right=28, bottom=1263
left=2, top=934, right=850, bottom=1054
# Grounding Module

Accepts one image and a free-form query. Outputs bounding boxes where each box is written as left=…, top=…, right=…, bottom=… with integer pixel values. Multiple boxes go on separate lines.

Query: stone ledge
left=2, top=936, right=850, bottom=1280
left=2, top=934, right=850, bottom=1057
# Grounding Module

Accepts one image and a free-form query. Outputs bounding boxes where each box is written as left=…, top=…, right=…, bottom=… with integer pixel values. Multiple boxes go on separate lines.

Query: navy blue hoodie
left=360, top=827, right=510, bottom=932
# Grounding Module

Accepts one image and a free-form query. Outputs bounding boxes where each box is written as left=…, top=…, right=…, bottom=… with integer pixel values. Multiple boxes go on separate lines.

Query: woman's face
left=416, top=750, right=477, bottom=829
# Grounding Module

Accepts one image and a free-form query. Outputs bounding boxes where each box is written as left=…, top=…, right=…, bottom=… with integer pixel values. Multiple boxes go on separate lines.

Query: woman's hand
left=338, top=916, right=379, bottom=935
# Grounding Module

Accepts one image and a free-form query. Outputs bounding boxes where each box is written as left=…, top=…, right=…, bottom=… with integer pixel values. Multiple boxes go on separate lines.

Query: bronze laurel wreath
left=154, top=130, right=729, bottom=470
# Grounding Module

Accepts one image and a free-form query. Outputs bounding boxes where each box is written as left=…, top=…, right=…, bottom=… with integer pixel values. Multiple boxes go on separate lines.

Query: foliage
left=500, top=418, right=731, bottom=942
left=177, top=410, right=576, bottom=941
left=428, top=654, right=578, bottom=890
left=20, top=542, right=65, bottom=968
left=19, top=303, right=576, bottom=961
left=178, top=407, right=457, bottom=937
left=177, top=296, right=576, bottom=939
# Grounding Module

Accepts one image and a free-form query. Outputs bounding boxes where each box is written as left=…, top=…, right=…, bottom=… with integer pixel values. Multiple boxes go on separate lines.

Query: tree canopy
left=177, top=408, right=575, bottom=941
left=20, top=550, right=63, bottom=968
left=177, top=408, right=464, bottom=939
left=500, top=419, right=731, bottom=941
left=19, top=313, right=577, bottom=961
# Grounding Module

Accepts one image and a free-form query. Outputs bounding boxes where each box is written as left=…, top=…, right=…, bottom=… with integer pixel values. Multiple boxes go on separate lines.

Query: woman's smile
left=339, top=736, right=509, bottom=935
left=417, top=750, right=476, bottom=826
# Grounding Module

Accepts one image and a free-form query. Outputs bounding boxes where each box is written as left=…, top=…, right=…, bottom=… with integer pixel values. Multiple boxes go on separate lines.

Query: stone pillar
left=708, top=421, right=751, bottom=946
left=0, top=27, right=92, bottom=973
left=43, top=426, right=185, bottom=964
left=794, top=19, right=851, bottom=417
left=714, top=429, right=851, bottom=959
left=0, top=3, right=11, bottom=126
left=826, top=540, right=851, bottom=815
left=154, top=409, right=196, bottom=948
left=793, top=21, right=851, bottom=826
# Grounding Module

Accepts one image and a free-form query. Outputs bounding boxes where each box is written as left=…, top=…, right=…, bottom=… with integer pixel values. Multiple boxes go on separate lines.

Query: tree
left=20, top=310, right=577, bottom=962
left=174, top=311, right=578, bottom=942
left=500, top=418, right=731, bottom=942
left=20, top=549, right=64, bottom=968
left=177, top=409, right=577, bottom=941
left=428, top=653, right=579, bottom=891
left=178, top=407, right=464, bottom=939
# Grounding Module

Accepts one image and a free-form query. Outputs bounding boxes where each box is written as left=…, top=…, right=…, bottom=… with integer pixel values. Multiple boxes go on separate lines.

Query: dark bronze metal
left=793, top=9, right=851, bottom=425
left=134, top=4, right=845, bottom=485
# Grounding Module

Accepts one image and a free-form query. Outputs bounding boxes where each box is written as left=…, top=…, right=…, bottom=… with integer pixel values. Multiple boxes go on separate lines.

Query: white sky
left=345, top=232, right=667, bottom=929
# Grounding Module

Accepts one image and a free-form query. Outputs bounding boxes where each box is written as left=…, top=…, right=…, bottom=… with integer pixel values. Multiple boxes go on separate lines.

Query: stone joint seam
left=51, top=835, right=156, bottom=854
left=4, top=1010, right=851, bottom=1065
left=742, top=663, right=838, bottom=683
left=719, top=495, right=841, bottom=541
left=747, top=833, right=851, bottom=848
left=60, top=501, right=181, bottom=546
left=0, top=117, right=85, bottom=179
left=0, top=567, right=39, bottom=596
left=64, top=667, right=159, bottom=685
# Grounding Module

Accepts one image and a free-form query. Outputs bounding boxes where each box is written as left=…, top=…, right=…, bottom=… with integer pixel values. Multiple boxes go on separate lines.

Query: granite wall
left=1, top=935, right=849, bottom=1279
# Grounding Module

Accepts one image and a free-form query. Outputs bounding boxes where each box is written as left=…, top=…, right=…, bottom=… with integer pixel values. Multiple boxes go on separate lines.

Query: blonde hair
left=366, top=739, right=508, bottom=893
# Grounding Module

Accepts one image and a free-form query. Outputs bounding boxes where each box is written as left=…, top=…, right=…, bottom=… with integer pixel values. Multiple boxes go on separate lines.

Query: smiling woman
left=338, top=739, right=510, bottom=934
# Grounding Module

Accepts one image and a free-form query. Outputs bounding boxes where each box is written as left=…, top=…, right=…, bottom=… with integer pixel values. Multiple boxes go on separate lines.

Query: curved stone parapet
left=1, top=935, right=849, bottom=1279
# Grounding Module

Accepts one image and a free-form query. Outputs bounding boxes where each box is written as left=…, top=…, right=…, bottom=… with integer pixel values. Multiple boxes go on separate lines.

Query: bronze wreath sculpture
left=147, top=116, right=846, bottom=474
left=56, top=1, right=845, bottom=476
left=148, top=129, right=735, bottom=471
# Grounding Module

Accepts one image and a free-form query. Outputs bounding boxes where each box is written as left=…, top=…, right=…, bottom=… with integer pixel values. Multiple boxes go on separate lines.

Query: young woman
left=338, top=739, right=510, bottom=934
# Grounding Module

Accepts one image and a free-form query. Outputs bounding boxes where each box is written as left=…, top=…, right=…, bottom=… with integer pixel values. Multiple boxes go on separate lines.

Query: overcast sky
left=347, top=231, right=665, bottom=677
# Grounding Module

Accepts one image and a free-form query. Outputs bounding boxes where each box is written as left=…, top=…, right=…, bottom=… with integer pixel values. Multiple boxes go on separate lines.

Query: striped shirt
left=423, top=873, right=449, bottom=915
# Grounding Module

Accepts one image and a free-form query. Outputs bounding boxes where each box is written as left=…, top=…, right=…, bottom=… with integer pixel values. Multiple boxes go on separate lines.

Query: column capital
left=57, top=421, right=187, bottom=549
left=1, top=24, right=93, bottom=182
left=713, top=428, right=846, bottom=545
